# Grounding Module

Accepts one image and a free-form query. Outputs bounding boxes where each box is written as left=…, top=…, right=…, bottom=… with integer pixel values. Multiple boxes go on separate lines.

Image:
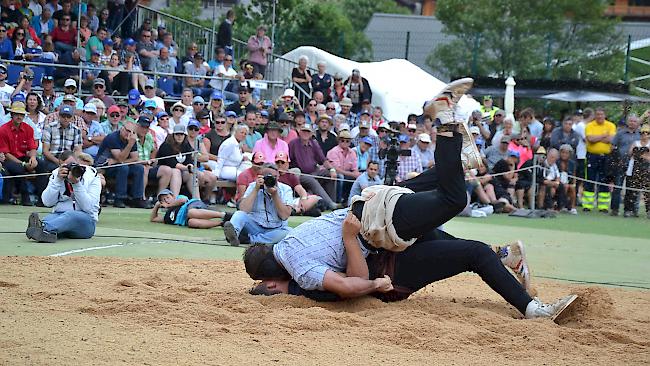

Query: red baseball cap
left=252, top=152, right=265, bottom=164
left=275, top=151, right=290, bottom=163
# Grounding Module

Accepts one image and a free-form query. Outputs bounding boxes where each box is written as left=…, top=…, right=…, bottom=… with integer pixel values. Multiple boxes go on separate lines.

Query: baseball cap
left=210, top=90, right=223, bottom=100
left=339, top=98, right=352, bottom=107
left=300, top=123, right=313, bottom=131
left=252, top=152, right=265, bottom=164
left=103, top=38, right=114, bottom=47
left=360, top=136, right=374, bottom=146
left=83, top=103, right=97, bottom=114
left=469, top=126, right=480, bottom=135
left=418, top=133, right=432, bottom=143
left=63, top=94, right=76, bottom=102
left=196, top=109, right=210, bottom=119
left=59, top=105, right=74, bottom=116
left=187, top=119, right=201, bottom=129
left=225, top=111, right=237, bottom=118
left=91, top=50, right=101, bottom=56
left=124, top=38, right=136, bottom=46
left=277, top=112, right=291, bottom=122
left=507, top=150, right=520, bottom=158
left=64, top=78, right=77, bottom=88
left=156, top=111, right=168, bottom=119
left=360, top=109, right=371, bottom=116
left=107, top=105, right=120, bottom=114
left=194, top=52, right=204, bottom=60
left=145, top=79, right=155, bottom=88
left=378, top=121, right=390, bottom=130
left=192, top=96, right=205, bottom=104
left=11, top=94, right=25, bottom=103
left=494, top=109, right=505, bottom=116
left=173, top=124, right=187, bottom=135
left=93, top=78, right=105, bottom=86
left=500, top=135, right=511, bottom=143
left=266, top=121, right=282, bottom=131
left=483, top=95, right=492, bottom=101
left=359, top=120, right=371, bottom=129
left=338, top=123, right=350, bottom=131
left=157, top=189, right=173, bottom=200
left=138, top=115, right=151, bottom=127
left=144, top=100, right=157, bottom=109
left=282, top=88, right=295, bottom=98
left=407, top=123, right=417, bottom=130
left=260, top=110, right=269, bottom=117
left=574, top=109, right=584, bottom=116
left=0, top=64, right=6, bottom=72
left=398, top=134, right=410, bottom=143
left=128, top=89, right=141, bottom=105
left=275, top=151, right=290, bottom=163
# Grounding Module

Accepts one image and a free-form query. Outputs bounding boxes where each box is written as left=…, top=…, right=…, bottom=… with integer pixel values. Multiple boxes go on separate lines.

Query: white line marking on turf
left=49, top=244, right=125, bottom=257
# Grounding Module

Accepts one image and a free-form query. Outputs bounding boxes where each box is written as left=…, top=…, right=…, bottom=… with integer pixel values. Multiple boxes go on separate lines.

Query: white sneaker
left=497, top=240, right=531, bottom=293
left=569, top=208, right=578, bottom=215
left=226, top=199, right=237, bottom=208
left=525, top=295, right=579, bottom=322
left=458, top=122, right=483, bottom=169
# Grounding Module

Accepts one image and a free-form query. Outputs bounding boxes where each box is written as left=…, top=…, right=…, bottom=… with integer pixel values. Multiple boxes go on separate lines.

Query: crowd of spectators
left=0, top=3, right=648, bottom=222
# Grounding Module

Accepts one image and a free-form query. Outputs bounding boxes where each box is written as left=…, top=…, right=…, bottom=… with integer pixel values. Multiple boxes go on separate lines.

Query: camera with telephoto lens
left=64, top=163, right=86, bottom=179
left=263, top=174, right=276, bottom=188
left=378, top=122, right=411, bottom=186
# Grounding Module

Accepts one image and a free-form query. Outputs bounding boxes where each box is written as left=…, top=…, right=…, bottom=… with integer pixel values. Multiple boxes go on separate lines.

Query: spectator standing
left=519, top=108, right=543, bottom=140
left=246, top=25, right=271, bottom=77
left=550, top=117, right=580, bottom=151
left=344, top=69, right=371, bottom=114
left=557, top=144, right=577, bottom=214
left=311, top=61, right=332, bottom=100
left=582, top=108, right=616, bottom=213
left=610, top=114, right=640, bottom=216
left=217, top=9, right=235, bottom=57
left=539, top=117, right=555, bottom=150
left=479, top=95, right=500, bottom=121
left=623, top=124, right=650, bottom=218
left=291, top=55, right=311, bottom=106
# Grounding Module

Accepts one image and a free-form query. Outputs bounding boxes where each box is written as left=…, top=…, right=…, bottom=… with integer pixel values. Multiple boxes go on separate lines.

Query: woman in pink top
left=252, top=122, right=289, bottom=164
left=246, top=25, right=272, bottom=77
left=508, top=128, right=535, bottom=169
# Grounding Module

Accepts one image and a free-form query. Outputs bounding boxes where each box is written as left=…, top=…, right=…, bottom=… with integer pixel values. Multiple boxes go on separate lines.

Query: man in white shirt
left=572, top=108, right=589, bottom=201
left=209, top=54, right=239, bottom=102
left=140, top=79, right=165, bottom=112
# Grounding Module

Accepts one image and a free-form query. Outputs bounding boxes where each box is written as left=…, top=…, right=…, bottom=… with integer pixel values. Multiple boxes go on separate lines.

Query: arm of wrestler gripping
left=342, top=211, right=369, bottom=279
left=287, top=280, right=341, bottom=302
left=322, top=270, right=392, bottom=298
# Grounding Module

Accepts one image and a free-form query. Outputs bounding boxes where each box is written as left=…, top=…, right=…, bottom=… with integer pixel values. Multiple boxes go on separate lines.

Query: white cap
left=378, top=121, right=390, bottom=130
left=83, top=103, right=97, bottom=114
left=469, top=126, right=481, bottom=135
left=64, top=78, right=77, bottom=88
left=282, top=88, right=295, bottom=98
left=407, top=123, right=417, bottom=130
left=418, top=133, right=432, bottom=143
left=338, top=123, right=350, bottom=131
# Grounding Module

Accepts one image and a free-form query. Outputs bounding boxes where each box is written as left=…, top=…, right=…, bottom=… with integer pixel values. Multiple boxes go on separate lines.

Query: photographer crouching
left=222, top=164, right=293, bottom=246
left=26, top=151, right=101, bottom=243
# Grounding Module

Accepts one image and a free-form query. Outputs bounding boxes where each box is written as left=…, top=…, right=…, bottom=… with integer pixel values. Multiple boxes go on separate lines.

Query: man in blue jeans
left=26, top=151, right=101, bottom=243
left=95, top=120, right=150, bottom=208
left=223, top=164, right=293, bottom=246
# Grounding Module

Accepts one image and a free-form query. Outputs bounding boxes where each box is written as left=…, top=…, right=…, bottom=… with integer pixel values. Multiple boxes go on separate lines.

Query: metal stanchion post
left=530, top=159, right=537, bottom=211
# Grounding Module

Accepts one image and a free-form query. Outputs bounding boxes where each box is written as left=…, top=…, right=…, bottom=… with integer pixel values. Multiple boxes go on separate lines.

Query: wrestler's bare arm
left=342, top=212, right=369, bottom=279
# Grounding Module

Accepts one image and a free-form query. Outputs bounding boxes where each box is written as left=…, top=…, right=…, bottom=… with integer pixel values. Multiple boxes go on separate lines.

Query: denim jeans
left=103, top=164, right=144, bottom=200
left=229, top=211, right=289, bottom=244
left=43, top=211, right=96, bottom=238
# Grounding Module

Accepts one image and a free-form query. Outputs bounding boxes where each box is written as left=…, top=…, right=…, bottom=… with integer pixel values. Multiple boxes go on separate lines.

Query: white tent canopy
left=273, top=46, right=480, bottom=122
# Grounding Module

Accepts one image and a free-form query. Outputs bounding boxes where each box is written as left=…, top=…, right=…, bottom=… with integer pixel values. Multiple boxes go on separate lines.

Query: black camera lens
left=263, top=174, right=276, bottom=188
left=65, top=163, right=86, bottom=179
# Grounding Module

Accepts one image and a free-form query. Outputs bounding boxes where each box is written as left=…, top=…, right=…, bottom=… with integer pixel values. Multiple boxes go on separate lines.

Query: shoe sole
left=551, top=294, right=579, bottom=323
left=458, top=122, right=483, bottom=169
left=26, top=227, right=57, bottom=243
left=28, top=212, right=42, bottom=230
left=512, top=240, right=531, bottom=293
left=223, top=222, right=240, bottom=247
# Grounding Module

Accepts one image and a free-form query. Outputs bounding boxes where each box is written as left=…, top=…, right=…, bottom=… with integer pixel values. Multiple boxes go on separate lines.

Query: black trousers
left=1, top=160, right=30, bottom=202
left=391, top=237, right=533, bottom=315
left=393, top=132, right=467, bottom=240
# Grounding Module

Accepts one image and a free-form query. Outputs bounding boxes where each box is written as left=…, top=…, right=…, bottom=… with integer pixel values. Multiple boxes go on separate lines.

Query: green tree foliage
left=427, top=0, right=623, bottom=81
left=340, top=0, right=411, bottom=31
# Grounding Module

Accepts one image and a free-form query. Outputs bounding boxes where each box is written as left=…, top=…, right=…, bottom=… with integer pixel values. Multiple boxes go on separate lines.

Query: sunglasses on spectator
left=16, top=32, right=25, bottom=36
left=94, top=85, right=104, bottom=89
left=339, top=138, right=350, bottom=142
left=193, top=102, right=204, bottom=105
left=641, top=131, right=650, bottom=135
left=501, top=141, right=508, bottom=144
left=275, top=160, right=287, bottom=165
left=225, top=58, right=232, bottom=61
left=326, top=107, right=335, bottom=110
left=408, top=129, right=416, bottom=132
left=308, top=103, right=316, bottom=107
left=188, top=126, right=200, bottom=131
left=172, top=108, right=184, bottom=112
left=145, top=86, right=154, bottom=89
left=334, top=78, right=342, bottom=81
left=0, top=29, right=6, bottom=32
left=0, top=70, right=6, bottom=75
left=62, top=18, right=70, bottom=21
left=109, top=113, right=120, bottom=117
left=65, top=85, right=76, bottom=89
left=142, top=34, right=151, bottom=38
left=215, top=120, right=226, bottom=124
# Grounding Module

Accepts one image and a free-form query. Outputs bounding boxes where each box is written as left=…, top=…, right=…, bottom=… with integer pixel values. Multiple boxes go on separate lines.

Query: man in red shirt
left=274, top=151, right=321, bottom=216
left=0, top=101, right=38, bottom=205
left=235, top=152, right=265, bottom=203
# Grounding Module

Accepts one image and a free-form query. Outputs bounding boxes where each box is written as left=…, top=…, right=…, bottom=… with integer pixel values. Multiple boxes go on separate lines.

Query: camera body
left=263, top=174, right=276, bottom=188
left=64, top=163, right=86, bottom=180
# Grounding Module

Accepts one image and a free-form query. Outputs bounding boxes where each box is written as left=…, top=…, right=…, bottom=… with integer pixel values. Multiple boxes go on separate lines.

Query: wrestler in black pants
left=347, top=132, right=533, bottom=314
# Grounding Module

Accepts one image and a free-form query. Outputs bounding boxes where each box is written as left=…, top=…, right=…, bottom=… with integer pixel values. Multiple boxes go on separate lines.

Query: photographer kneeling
left=26, top=151, right=101, bottom=243
left=222, top=164, right=293, bottom=246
